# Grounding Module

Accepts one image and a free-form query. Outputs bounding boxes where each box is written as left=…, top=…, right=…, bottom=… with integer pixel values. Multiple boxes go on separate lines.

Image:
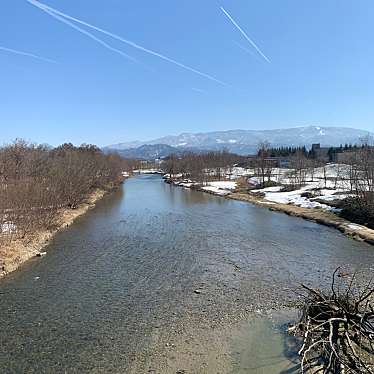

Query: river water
left=0, top=175, right=373, bottom=373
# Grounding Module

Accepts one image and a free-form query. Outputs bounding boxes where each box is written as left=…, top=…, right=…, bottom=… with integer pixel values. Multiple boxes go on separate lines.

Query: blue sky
left=1, top=0, right=373, bottom=146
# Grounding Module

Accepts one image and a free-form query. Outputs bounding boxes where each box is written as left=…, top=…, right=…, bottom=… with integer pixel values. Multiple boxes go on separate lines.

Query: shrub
left=300, top=191, right=313, bottom=198
left=340, top=197, right=374, bottom=229
left=254, top=180, right=279, bottom=189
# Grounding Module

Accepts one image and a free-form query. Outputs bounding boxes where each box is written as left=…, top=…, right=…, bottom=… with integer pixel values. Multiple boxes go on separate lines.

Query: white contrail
left=221, top=6, right=270, bottom=64
left=30, top=4, right=138, bottom=63
left=0, top=45, right=56, bottom=63
left=26, top=0, right=225, bottom=85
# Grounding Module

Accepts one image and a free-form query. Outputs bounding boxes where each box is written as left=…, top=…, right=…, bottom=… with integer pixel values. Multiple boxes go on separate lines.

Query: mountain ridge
left=104, top=126, right=372, bottom=159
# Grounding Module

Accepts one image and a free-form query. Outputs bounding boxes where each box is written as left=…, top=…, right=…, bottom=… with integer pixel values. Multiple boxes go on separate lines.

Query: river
left=0, top=175, right=373, bottom=373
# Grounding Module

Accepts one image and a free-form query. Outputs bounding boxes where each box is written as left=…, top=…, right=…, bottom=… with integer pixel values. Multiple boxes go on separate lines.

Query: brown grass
left=0, top=189, right=107, bottom=278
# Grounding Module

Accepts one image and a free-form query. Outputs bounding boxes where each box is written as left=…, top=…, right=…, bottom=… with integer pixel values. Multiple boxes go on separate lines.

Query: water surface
left=0, top=175, right=373, bottom=373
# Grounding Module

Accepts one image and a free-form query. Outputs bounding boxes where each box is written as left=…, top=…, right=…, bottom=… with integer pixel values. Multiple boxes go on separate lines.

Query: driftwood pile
left=293, top=268, right=374, bottom=373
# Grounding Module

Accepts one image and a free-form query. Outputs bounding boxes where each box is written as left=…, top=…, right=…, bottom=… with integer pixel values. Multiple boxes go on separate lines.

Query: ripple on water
left=0, top=175, right=373, bottom=373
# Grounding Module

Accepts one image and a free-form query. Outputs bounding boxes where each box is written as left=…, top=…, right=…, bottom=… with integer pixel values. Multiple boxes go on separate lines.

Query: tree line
left=266, top=146, right=308, bottom=158
left=254, top=141, right=325, bottom=188
left=0, top=140, right=130, bottom=241
left=162, top=150, right=245, bottom=183
left=268, top=144, right=371, bottom=161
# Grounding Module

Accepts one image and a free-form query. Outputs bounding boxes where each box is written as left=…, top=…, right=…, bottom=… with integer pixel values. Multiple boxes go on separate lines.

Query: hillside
left=105, top=126, right=372, bottom=159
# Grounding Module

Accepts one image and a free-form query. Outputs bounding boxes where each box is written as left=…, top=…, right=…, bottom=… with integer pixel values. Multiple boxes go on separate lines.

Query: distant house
left=311, top=143, right=330, bottom=161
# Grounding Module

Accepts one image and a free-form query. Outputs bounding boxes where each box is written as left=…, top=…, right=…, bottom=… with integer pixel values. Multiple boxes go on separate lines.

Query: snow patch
left=201, top=181, right=237, bottom=196
left=202, top=186, right=231, bottom=196
left=346, top=224, right=364, bottom=231
left=207, top=181, right=237, bottom=190
left=252, top=186, right=282, bottom=193
left=1, top=222, right=17, bottom=234
left=133, top=169, right=162, bottom=174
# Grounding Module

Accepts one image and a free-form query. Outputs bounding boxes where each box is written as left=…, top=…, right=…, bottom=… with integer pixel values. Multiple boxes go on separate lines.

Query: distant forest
left=267, top=144, right=367, bottom=158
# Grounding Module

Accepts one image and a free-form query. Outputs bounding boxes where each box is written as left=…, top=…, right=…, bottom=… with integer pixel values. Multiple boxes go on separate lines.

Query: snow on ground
left=169, top=163, right=356, bottom=212
left=262, top=188, right=337, bottom=210
left=252, top=180, right=345, bottom=211
left=229, top=167, right=252, bottom=178
left=178, top=182, right=193, bottom=188
left=201, top=186, right=231, bottom=196
left=252, top=186, right=282, bottom=193
left=0, top=222, right=17, bottom=234
left=233, top=164, right=352, bottom=189
left=133, top=169, right=163, bottom=174
left=207, top=181, right=237, bottom=190
left=317, top=192, right=352, bottom=201
left=201, top=181, right=237, bottom=196
left=172, top=179, right=237, bottom=195
left=174, top=179, right=194, bottom=188
left=235, top=163, right=356, bottom=212
left=347, top=223, right=365, bottom=231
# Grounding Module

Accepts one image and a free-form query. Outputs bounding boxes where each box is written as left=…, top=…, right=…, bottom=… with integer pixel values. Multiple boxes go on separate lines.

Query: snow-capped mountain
left=110, top=144, right=182, bottom=160
left=105, top=126, right=372, bottom=158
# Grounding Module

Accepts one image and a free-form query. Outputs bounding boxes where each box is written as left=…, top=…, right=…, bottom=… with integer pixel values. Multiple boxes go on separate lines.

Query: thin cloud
left=26, top=0, right=225, bottom=85
left=191, top=87, right=207, bottom=94
left=221, top=6, right=270, bottom=64
left=0, top=45, right=56, bottom=63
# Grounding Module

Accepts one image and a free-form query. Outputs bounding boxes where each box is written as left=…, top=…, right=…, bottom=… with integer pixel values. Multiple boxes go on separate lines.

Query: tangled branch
left=292, top=268, right=374, bottom=373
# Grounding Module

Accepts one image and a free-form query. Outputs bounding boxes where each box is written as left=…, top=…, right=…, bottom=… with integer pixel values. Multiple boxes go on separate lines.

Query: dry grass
left=0, top=189, right=106, bottom=278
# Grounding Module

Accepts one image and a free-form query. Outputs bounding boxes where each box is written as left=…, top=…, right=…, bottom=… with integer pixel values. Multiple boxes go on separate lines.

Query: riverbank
left=1, top=175, right=373, bottom=373
left=166, top=178, right=374, bottom=246
left=0, top=188, right=110, bottom=279
left=229, top=192, right=374, bottom=244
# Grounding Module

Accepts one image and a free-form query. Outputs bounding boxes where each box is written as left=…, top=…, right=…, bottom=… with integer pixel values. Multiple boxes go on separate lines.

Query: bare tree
left=0, top=140, right=125, bottom=243
left=254, top=141, right=274, bottom=187
left=162, top=151, right=244, bottom=185
left=289, top=150, right=309, bottom=188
